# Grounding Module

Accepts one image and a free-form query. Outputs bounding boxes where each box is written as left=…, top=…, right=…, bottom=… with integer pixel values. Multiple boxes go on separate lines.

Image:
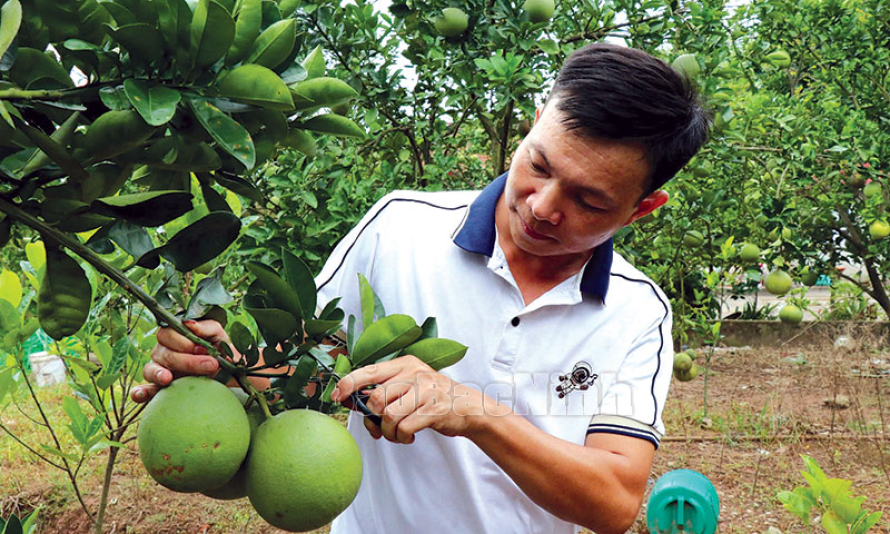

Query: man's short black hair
left=546, top=42, right=713, bottom=196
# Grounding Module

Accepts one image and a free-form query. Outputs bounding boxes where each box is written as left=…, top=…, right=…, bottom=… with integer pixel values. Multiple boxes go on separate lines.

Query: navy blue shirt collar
left=452, top=172, right=613, bottom=301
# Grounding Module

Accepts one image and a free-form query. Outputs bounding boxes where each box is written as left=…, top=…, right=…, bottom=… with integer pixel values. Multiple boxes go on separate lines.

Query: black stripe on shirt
left=317, top=197, right=468, bottom=292
left=608, top=272, right=670, bottom=428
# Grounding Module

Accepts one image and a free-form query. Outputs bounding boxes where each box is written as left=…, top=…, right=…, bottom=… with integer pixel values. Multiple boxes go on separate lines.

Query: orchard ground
left=2, top=332, right=889, bottom=534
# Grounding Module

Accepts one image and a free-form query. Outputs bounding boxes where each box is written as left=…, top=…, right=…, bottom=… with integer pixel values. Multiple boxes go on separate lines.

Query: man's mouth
left=521, top=218, right=550, bottom=240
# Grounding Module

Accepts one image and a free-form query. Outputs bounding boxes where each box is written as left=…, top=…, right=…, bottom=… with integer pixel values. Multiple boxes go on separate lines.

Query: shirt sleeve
left=587, top=302, right=673, bottom=448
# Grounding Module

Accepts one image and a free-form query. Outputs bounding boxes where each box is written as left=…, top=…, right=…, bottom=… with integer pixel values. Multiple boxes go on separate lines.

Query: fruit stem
left=231, top=374, right=274, bottom=420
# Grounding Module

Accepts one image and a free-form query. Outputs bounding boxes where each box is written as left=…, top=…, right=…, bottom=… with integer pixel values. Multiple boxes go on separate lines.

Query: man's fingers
left=363, top=415, right=383, bottom=439
left=131, top=383, right=160, bottom=404
left=143, top=361, right=172, bottom=386
left=330, top=361, right=407, bottom=402
left=183, top=319, right=228, bottom=344
left=150, top=344, right=219, bottom=379
left=156, top=327, right=199, bottom=354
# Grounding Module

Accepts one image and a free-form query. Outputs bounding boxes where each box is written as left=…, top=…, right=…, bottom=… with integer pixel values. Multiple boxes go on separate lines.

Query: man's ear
left=623, top=190, right=669, bottom=227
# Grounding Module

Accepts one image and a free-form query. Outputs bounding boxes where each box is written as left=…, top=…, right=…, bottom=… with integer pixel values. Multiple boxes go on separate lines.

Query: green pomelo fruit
left=674, top=364, right=699, bottom=382
left=201, top=389, right=267, bottom=500
left=433, top=8, right=468, bottom=37
left=765, top=50, right=790, bottom=68
left=739, top=243, right=760, bottom=262
left=765, top=270, right=793, bottom=296
left=522, top=0, right=554, bottom=23
left=781, top=227, right=793, bottom=240
left=672, top=53, right=701, bottom=79
left=673, top=353, right=693, bottom=372
left=863, top=182, right=882, bottom=198
left=779, top=305, right=803, bottom=325
left=683, top=230, right=704, bottom=248
left=685, top=348, right=698, bottom=361
left=869, top=220, right=890, bottom=240
left=801, top=271, right=819, bottom=287
left=138, top=377, right=250, bottom=493
left=246, top=410, right=363, bottom=532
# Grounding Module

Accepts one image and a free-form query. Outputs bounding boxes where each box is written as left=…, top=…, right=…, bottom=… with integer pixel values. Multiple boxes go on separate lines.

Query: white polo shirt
left=315, top=173, right=673, bottom=534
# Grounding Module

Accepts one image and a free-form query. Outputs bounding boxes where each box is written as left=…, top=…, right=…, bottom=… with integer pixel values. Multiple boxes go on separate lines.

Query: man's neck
left=494, top=196, right=593, bottom=305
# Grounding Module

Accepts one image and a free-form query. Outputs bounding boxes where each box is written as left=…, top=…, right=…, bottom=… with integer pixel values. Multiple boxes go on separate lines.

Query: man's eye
left=531, top=162, right=546, bottom=173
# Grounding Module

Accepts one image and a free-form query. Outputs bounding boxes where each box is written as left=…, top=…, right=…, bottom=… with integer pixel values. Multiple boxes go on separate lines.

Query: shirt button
left=511, top=317, right=520, bottom=327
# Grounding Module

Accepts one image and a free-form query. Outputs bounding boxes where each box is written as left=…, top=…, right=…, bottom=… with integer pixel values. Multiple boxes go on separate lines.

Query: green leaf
left=34, top=0, right=109, bottom=44
left=157, top=0, right=191, bottom=55
left=822, top=510, right=849, bottom=534
left=245, top=307, right=297, bottom=345
left=154, top=211, right=241, bottom=271
left=852, top=512, right=883, bottom=534
left=82, top=109, right=156, bottom=162
left=833, top=495, right=866, bottom=524
left=301, top=44, right=324, bottom=79
left=187, top=96, right=256, bottom=170
left=0, top=367, right=17, bottom=406
left=185, top=268, right=233, bottom=318
left=38, top=242, right=91, bottom=340
left=280, top=128, right=316, bottom=156
left=123, top=79, right=181, bottom=126
left=357, top=273, right=375, bottom=329
left=225, top=0, right=261, bottom=64
left=62, top=396, right=88, bottom=442
left=282, top=354, right=313, bottom=405
left=94, top=190, right=193, bottom=227
left=282, top=249, right=315, bottom=320
left=244, top=17, right=295, bottom=69
left=217, top=63, right=294, bottom=111
left=823, top=478, right=853, bottom=506
left=8, top=47, right=73, bottom=88
left=801, top=454, right=828, bottom=484
left=40, top=444, right=79, bottom=463
left=346, top=314, right=356, bottom=356
left=99, top=86, right=131, bottom=111
left=0, top=269, right=22, bottom=307
left=96, top=373, right=120, bottom=390
left=290, top=77, right=358, bottom=110
left=0, top=0, right=22, bottom=61
left=20, top=507, right=39, bottom=534
left=105, top=336, right=129, bottom=376
left=351, top=314, right=422, bottom=367
left=190, top=0, right=235, bottom=68
left=400, top=338, right=467, bottom=370
left=537, top=38, right=559, bottom=54
left=2, top=514, right=22, bottom=534
left=419, top=317, right=437, bottom=340
left=245, top=261, right=302, bottom=321
left=229, top=321, right=255, bottom=356
left=778, top=490, right=811, bottom=523
left=299, top=114, right=364, bottom=138
left=107, top=23, right=164, bottom=66
left=108, top=220, right=157, bottom=267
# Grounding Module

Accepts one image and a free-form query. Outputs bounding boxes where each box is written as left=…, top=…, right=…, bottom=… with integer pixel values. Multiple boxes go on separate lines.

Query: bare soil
left=2, top=332, right=889, bottom=534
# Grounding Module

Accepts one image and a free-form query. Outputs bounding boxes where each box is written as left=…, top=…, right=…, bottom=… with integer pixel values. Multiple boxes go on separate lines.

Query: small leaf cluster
left=778, top=454, right=883, bottom=534
left=0, top=509, right=39, bottom=534
left=222, top=261, right=467, bottom=415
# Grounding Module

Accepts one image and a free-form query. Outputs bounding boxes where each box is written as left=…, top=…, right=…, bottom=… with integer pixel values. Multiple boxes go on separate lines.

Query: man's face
left=501, top=100, right=661, bottom=262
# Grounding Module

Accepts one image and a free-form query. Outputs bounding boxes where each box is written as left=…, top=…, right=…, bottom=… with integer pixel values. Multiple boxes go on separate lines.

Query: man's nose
left=527, top=183, right=562, bottom=225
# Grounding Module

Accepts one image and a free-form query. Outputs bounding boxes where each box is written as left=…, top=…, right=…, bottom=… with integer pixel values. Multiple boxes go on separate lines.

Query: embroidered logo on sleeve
left=555, top=361, right=598, bottom=398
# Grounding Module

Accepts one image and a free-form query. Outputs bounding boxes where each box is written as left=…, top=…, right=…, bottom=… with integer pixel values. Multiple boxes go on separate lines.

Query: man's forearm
left=465, top=401, right=649, bottom=534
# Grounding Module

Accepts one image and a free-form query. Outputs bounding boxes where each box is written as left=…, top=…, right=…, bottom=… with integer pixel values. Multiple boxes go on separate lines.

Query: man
left=133, top=43, right=711, bottom=533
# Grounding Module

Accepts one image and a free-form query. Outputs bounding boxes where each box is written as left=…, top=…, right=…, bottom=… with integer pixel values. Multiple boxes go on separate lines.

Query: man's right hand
left=131, top=320, right=229, bottom=404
